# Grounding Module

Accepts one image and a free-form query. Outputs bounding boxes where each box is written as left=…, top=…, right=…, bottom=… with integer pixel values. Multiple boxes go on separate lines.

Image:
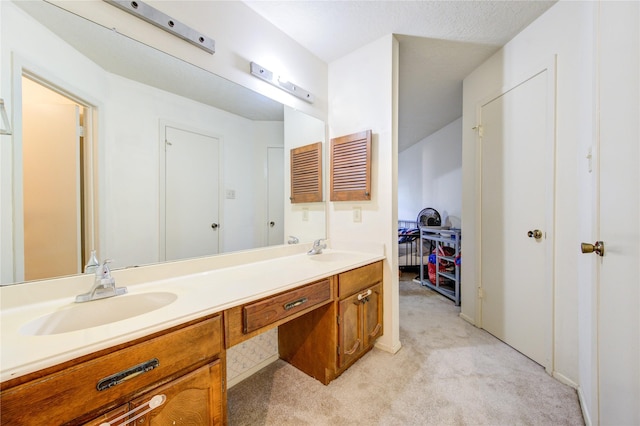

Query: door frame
left=474, top=56, right=557, bottom=373
left=5, top=55, right=99, bottom=283
left=158, top=120, right=223, bottom=261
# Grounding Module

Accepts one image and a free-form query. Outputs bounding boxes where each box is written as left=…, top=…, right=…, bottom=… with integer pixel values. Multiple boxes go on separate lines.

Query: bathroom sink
left=20, top=292, right=178, bottom=336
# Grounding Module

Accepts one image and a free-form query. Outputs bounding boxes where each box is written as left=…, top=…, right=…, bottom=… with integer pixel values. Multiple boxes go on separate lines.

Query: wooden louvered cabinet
left=290, top=141, right=323, bottom=203
left=330, top=130, right=372, bottom=201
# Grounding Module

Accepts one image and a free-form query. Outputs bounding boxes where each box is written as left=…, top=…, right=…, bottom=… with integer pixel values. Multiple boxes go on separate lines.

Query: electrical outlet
left=353, top=207, right=362, bottom=223
left=225, top=189, right=236, bottom=199
left=302, top=208, right=309, bottom=221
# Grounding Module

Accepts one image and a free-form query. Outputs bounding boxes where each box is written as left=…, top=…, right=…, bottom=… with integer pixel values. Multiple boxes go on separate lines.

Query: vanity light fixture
left=250, top=62, right=314, bottom=104
left=103, top=0, right=215, bottom=54
left=0, top=99, right=12, bottom=136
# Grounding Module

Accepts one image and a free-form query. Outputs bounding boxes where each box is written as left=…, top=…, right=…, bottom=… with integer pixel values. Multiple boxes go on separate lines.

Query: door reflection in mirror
left=19, top=75, right=95, bottom=281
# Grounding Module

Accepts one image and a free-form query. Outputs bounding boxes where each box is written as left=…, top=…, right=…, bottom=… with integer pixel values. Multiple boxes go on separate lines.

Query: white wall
left=462, top=1, right=597, bottom=387
left=328, top=34, right=401, bottom=354
left=398, top=117, right=462, bottom=227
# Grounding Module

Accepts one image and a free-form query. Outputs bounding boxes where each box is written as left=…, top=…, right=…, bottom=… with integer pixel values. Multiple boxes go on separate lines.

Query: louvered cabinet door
left=290, top=142, right=323, bottom=203
left=330, top=130, right=371, bottom=201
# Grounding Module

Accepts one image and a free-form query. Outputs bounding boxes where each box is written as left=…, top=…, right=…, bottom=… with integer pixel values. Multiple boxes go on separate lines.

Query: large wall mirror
left=0, top=0, right=326, bottom=286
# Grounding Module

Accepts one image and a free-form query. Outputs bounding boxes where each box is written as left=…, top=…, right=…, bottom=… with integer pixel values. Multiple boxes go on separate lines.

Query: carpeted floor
left=227, top=272, right=584, bottom=425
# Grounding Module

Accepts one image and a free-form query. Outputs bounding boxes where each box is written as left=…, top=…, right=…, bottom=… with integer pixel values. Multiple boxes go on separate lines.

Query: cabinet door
left=129, top=360, right=223, bottom=425
left=338, top=292, right=363, bottom=369
left=82, top=405, right=129, bottom=426
left=363, top=283, right=383, bottom=348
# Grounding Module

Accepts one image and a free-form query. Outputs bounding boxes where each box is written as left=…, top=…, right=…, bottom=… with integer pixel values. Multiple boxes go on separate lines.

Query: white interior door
left=593, top=2, right=639, bottom=423
left=267, top=147, right=284, bottom=246
left=480, top=69, right=553, bottom=368
left=164, top=126, right=220, bottom=261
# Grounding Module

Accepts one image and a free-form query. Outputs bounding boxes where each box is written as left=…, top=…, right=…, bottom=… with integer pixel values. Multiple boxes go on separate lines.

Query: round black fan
left=416, top=208, right=441, bottom=227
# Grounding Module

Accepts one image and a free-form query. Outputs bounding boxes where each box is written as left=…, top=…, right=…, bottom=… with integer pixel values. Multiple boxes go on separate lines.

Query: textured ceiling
left=244, top=0, right=556, bottom=150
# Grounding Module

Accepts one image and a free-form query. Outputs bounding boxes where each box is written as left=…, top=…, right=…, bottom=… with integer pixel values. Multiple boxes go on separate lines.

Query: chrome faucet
left=288, top=236, right=299, bottom=245
left=307, top=239, right=327, bottom=255
left=75, top=259, right=127, bottom=303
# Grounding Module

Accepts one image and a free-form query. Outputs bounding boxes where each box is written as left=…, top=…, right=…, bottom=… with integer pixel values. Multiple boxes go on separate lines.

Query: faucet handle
left=97, top=259, right=113, bottom=280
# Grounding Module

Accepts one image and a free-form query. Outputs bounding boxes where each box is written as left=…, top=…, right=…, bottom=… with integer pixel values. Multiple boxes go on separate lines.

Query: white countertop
left=0, top=245, right=384, bottom=383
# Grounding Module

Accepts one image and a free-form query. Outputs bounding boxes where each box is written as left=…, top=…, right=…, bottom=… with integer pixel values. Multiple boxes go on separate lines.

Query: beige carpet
left=228, top=273, right=584, bottom=425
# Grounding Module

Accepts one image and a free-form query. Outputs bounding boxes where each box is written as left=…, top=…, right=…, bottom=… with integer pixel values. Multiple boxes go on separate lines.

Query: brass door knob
left=527, top=229, right=543, bottom=240
left=581, top=241, right=605, bottom=256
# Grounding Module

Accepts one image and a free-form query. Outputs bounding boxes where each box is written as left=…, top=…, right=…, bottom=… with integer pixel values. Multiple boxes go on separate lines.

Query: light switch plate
left=353, top=207, right=362, bottom=223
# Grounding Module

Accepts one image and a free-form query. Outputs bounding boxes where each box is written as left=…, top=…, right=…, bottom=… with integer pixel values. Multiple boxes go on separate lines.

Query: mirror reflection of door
left=20, top=76, right=90, bottom=281
left=164, top=126, right=220, bottom=261
left=267, top=147, right=284, bottom=246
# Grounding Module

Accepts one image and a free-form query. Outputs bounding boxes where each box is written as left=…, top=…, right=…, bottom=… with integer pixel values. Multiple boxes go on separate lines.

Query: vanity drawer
left=243, top=279, right=332, bottom=334
left=0, top=314, right=222, bottom=425
left=338, top=261, right=383, bottom=298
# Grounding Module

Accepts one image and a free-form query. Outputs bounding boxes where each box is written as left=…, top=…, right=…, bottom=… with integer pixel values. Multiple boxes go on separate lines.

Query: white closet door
left=267, top=147, right=284, bottom=246
left=164, top=126, right=220, bottom=261
left=480, top=69, right=553, bottom=369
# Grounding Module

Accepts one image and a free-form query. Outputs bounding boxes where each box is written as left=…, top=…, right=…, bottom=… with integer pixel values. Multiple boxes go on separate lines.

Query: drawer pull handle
left=284, top=297, right=308, bottom=310
left=96, top=358, right=159, bottom=391
left=99, top=394, right=166, bottom=425
left=369, top=323, right=382, bottom=338
left=357, top=289, right=372, bottom=301
left=345, top=339, right=361, bottom=355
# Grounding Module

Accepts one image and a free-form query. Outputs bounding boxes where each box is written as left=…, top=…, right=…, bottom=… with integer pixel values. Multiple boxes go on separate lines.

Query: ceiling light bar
left=104, top=0, right=215, bottom=54
left=250, top=62, right=314, bottom=104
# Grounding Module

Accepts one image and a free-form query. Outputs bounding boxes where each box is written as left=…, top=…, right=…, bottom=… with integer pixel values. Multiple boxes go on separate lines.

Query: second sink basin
left=20, top=292, right=178, bottom=336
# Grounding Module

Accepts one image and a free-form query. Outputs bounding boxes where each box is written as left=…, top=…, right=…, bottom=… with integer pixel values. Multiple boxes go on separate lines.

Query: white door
left=267, top=147, right=284, bottom=246
left=164, top=126, right=220, bottom=261
left=591, top=2, right=639, bottom=423
left=479, top=69, right=553, bottom=368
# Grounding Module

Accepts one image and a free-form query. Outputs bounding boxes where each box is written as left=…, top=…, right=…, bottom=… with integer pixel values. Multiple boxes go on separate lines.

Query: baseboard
left=374, top=339, right=402, bottom=354
left=552, top=371, right=578, bottom=389
left=459, top=312, right=475, bottom=325
left=577, top=386, right=592, bottom=426
left=227, top=354, right=279, bottom=389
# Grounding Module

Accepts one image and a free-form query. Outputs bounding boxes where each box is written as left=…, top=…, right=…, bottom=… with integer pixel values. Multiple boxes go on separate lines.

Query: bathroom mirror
left=0, top=0, right=326, bottom=285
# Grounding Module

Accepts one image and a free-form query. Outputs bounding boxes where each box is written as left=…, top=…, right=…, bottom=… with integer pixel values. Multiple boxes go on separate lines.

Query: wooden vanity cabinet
left=127, top=361, right=223, bottom=425
left=82, top=405, right=130, bottom=426
left=336, top=262, right=383, bottom=372
left=338, top=282, right=383, bottom=370
left=279, top=261, right=383, bottom=384
left=224, top=278, right=333, bottom=348
left=0, top=314, right=225, bottom=426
